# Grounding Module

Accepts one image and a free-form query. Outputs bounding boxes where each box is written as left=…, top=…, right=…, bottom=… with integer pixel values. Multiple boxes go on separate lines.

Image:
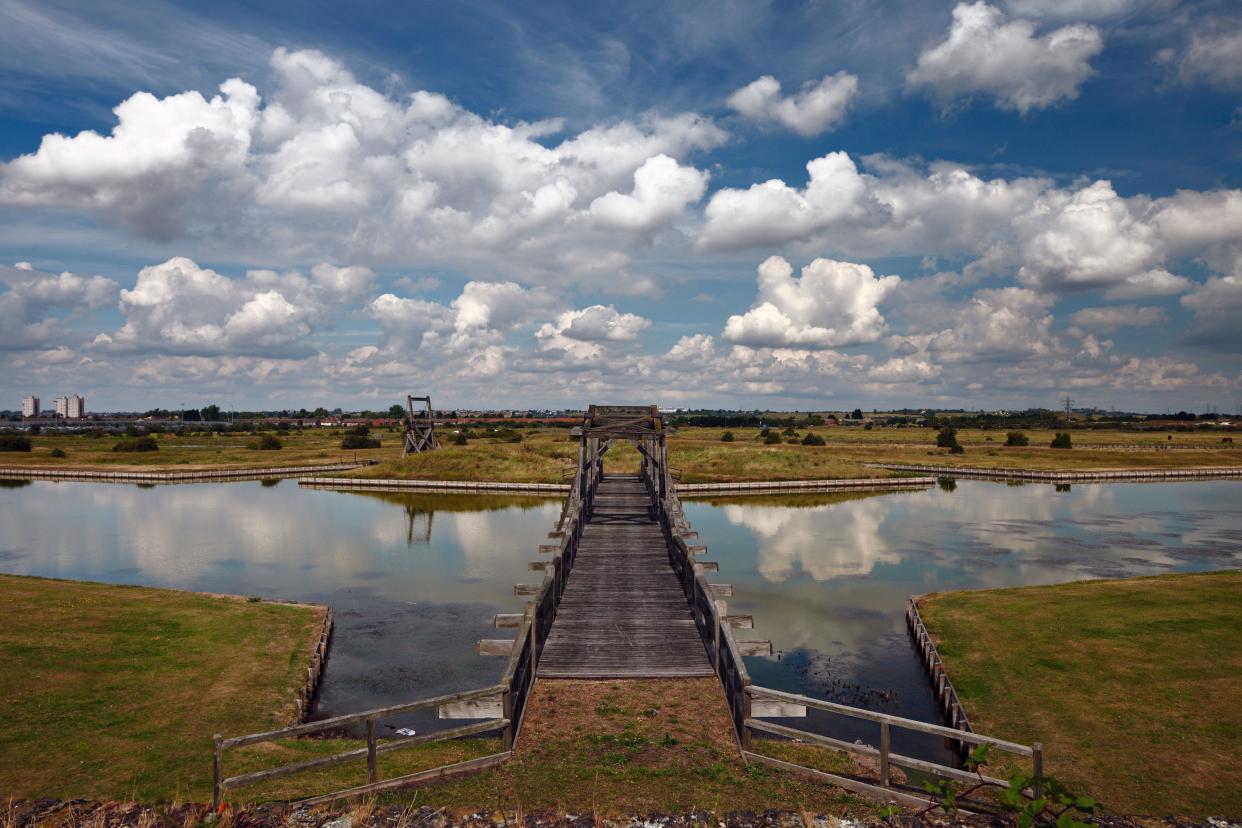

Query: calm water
left=1, top=477, right=1238, bottom=753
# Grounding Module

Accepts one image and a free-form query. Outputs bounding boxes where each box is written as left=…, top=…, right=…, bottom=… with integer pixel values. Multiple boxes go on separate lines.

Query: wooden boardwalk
left=537, top=474, right=714, bottom=678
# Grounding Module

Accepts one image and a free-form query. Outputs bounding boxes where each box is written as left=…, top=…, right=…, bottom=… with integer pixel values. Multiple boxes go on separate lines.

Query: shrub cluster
left=248, top=435, right=283, bottom=451
left=452, top=432, right=468, bottom=445
left=0, top=434, right=33, bottom=452
left=1005, top=431, right=1029, bottom=447
left=341, top=434, right=381, bottom=449
left=801, top=433, right=826, bottom=446
left=112, top=436, right=159, bottom=452
left=1050, top=432, right=1073, bottom=449
left=720, top=431, right=735, bottom=442
left=762, top=432, right=782, bottom=445
left=936, top=427, right=965, bottom=454
left=49, top=448, right=66, bottom=458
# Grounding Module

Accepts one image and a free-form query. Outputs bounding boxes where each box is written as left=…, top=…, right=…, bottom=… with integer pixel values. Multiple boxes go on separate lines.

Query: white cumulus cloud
left=726, top=72, right=859, bottom=136
left=723, top=256, right=901, bottom=349
left=906, top=2, right=1102, bottom=114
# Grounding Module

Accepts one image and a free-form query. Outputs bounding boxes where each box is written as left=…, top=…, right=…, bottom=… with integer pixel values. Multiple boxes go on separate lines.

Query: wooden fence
left=742, top=685, right=1042, bottom=808
left=212, top=685, right=510, bottom=807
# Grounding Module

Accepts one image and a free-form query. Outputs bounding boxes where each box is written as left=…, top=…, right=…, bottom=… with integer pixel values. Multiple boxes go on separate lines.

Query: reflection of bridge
left=214, top=404, right=1044, bottom=811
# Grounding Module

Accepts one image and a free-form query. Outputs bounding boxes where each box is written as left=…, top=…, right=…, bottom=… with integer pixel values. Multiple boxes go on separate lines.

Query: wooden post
left=1032, top=741, right=1044, bottom=798
left=366, top=718, right=378, bottom=783
left=526, top=602, right=538, bottom=678
left=879, top=721, right=891, bottom=787
left=501, top=688, right=513, bottom=751
left=212, top=733, right=224, bottom=807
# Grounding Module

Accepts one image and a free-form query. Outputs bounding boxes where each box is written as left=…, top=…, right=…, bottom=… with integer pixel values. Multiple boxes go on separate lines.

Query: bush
left=1050, top=432, right=1073, bottom=449
left=863, top=423, right=873, bottom=431
left=341, top=434, right=381, bottom=449
left=763, top=432, right=782, bottom=445
left=801, top=433, right=825, bottom=446
left=348, top=425, right=370, bottom=436
left=1005, top=431, right=1030, bottom=447
left=0, top=435, right=33, bottom=452
left=936, top=428, right=959, bottom=448
left=452, top=432, right=468, bottom=445
left=494, top=428, right=523, bottom=443
left=49, top=448, right=66, bottom=458
left=112, top=436, right=159, bottom=452
left=252, top=435, right=282, bottom=451
left=720, top=431, right=735, bottom=442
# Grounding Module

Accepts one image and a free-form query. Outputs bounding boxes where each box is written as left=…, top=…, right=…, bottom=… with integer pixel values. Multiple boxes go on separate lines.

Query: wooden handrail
left=746, top=686, right=1034, bottom=755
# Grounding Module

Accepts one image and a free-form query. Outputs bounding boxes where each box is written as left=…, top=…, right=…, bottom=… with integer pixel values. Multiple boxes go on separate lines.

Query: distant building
left=51, top=394, right=86, bottom=418
left=21, top=396, right=39, bottom=418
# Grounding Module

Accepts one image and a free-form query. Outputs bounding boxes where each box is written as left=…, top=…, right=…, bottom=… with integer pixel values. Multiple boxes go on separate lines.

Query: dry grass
left=377, top=678, right=875, bottom=815
left=920, top=570, right=1242, bottom=817
left=4, top=426, right=1238, bottom=483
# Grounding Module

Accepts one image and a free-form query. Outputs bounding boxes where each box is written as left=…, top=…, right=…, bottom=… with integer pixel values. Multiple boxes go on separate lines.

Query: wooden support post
left=1032, top=742, right=1044, bottom=798
left=526, top=602, right=537, bottom=678
left=501, top=688, right=513, bottom=751
left=212, top=733, right=224, bottom=807
left=366, top=718, right=378, bottom=783
left=879, top=721, right=891, bottom=787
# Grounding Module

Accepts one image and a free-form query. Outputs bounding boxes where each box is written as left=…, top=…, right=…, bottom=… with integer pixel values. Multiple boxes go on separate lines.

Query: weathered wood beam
left=438, top=695, right=504, bottom=719
left=493, top=613, right=522, bottom=629
left=737, top=639, right=772, bottom=657
left=725, top=615, right=754, bottom=629
left=709, top=583, right=733, bottom=597
left=750, top=700, right=807, bottom=717
left=476, top=639, right=514, bottom=656
left=698, top=561, right=719, bottom=572
left=528, top=561, right=550, bottom=571
left=513, top=583, right=541, bottom=595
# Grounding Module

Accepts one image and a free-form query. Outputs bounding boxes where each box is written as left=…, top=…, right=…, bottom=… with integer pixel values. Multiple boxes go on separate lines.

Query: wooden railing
left=640, top=451, right=754, bottom=747
left=742, top=685, right=1043, bottom=808
left=212, top=685, right=510, bottom=807
left=212, top=441, right=610, bottom=806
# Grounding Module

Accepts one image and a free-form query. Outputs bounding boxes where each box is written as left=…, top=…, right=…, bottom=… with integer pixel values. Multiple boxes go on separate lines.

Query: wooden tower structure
left=402, top=395, right=439, bottom=456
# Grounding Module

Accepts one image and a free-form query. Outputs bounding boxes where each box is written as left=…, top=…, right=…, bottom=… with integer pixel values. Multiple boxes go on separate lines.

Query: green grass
left=919, top=570, right=1242, bottom=817
left=0, top=574, right=330, bottom=801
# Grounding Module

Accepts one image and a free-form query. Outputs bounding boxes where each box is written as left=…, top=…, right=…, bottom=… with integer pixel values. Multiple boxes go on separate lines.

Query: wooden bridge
left=213, top=404, right=1043, bottom=811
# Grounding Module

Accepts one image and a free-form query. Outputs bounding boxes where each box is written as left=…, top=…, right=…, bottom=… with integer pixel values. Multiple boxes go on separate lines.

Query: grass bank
left=0, top=574, right=330, bottom=801
left=919, top=570, right=1242, bottom=817
left=4, top=426, right=1239, bottom=483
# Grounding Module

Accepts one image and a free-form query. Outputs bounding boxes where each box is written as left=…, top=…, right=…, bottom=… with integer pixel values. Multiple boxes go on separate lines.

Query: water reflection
left=0, top=481, right=559, bottom=729
left=685, top=480, right=1242, bottom=759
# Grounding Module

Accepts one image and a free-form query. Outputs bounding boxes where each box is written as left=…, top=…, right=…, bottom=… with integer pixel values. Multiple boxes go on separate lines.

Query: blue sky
left=1, top=0, right=1240, bottom=412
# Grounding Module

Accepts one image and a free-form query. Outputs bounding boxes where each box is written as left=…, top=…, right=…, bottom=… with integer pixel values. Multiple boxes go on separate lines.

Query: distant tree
left=1005, top=431, right=1029, bottom=447
left=801, top=433, right=825, bottom=446
left=720, top=431, right=735, bottom=442
left=851, top=408, right=864, bottom=420
left=253, top=435, right=282, bottom=451
left=0, top=435, right=32, bottom=452
left=341, top=434, right=381, bottom=449
left=349, top=424, right=371, bottom=436
left=312, top=407, right=329, bottom=418
left=937, top=427, right=964, bottom=454
left=28, top=424, right=40, bottom=435
left=389, top=404, right=406, bottom=419
left=201, top=404, right=221, bottom=421
left=804, top=414, right=824, bottom=427
left=1050, top=432, right=1073, bottom=449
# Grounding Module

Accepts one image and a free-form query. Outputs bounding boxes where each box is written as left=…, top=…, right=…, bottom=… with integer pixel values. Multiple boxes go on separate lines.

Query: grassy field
left=0, top=574, right=332, bottom=800
left=919, top=570, right=1242, bottom=817
left=2, top=425, right=1238, bottom=482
